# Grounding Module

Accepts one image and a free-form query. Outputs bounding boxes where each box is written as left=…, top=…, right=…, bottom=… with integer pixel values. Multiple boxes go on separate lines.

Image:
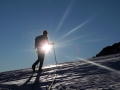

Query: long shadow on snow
left=45, top=61, right=110, bottom=89
left=0, top=60, right=115, bottom=90
left=0, top=68, right=52, bottom=83
left=0, top=72, right=53, bottom=90
left=56, top=62, right=109, bottom=76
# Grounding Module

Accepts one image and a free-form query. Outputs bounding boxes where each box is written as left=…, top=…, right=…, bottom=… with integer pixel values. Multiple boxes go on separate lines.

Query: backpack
left=35, top=35, right=43, bottom=48
left=35, top=35, right=48, bottom=48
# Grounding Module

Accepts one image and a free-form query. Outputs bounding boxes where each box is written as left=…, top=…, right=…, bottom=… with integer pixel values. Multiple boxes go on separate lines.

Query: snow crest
left=0, top=54, right=120, bottom=90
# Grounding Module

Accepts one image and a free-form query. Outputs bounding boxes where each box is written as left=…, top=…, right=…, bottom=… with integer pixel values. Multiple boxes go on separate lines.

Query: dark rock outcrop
left=96, top=42, right=120, bottom=57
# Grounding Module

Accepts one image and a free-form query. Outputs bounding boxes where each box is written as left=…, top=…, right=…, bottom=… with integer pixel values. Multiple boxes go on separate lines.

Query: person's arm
left=46, top=37, right=54, bottom=45
left=34, top=37, right=37, bottom=49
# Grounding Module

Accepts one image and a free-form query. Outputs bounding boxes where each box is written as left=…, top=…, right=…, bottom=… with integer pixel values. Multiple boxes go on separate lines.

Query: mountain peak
left=96, top=42, right=120, bottom=57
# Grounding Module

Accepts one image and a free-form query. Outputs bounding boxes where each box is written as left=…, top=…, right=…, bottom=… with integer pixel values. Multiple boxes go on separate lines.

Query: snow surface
left=0, top=54, right=120, bottom=90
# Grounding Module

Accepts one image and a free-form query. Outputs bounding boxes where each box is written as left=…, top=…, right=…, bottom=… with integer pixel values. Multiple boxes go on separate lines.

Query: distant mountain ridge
left=96, top=42, right=120, bottom=57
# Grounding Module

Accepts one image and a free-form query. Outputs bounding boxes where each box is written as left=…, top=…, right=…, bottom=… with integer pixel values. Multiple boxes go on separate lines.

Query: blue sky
left=0, top=0, right=120, bottom=72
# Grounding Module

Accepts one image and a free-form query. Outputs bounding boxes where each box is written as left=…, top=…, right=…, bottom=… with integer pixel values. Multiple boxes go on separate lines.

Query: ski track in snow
left=0, top=54, right=120, bottom=90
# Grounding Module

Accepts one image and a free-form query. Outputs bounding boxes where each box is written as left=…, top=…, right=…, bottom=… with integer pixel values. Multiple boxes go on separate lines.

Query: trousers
left=32, top=49, right=45, bottom=70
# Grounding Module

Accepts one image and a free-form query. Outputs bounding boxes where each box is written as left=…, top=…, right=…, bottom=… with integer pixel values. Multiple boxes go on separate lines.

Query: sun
left=42, top=44, right=51, bottom=52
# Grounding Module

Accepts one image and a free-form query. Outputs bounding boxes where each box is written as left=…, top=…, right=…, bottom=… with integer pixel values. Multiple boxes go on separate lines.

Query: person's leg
left=32, top=59, right=40, bottom=71
left=38, top=51, right=45, bottom=71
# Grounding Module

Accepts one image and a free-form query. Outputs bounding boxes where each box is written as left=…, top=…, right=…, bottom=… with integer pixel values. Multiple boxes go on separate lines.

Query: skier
left=32, top=30, right=54, bottom=72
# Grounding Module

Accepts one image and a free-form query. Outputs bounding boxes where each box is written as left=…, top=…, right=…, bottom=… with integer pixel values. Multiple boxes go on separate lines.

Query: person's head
left=43, top=30, right=48, bottom=36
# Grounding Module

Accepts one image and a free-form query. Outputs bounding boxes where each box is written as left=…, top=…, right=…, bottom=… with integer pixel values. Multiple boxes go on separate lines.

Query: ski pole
left=53, top=44, right=57, bottom=65
left=48, top=43, right=57, bottom=90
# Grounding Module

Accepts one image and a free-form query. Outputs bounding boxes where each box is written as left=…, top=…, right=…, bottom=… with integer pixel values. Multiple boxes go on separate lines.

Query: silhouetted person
left=32, top=30, right=53, bottom=72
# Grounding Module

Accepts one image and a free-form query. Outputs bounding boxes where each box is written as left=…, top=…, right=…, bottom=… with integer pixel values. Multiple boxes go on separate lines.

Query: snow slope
left=0, top=54, right=120, bottom=90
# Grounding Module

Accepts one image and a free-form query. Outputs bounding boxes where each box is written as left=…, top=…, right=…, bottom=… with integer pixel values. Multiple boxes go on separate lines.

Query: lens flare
left=53, top=1, right=73, bottom=35
left=42, top=44, right=51, bottom=52
left=57, top=34, right=90, bottom=44
left=76, top=57, right=119, bottom=73
left=59, top=19, right=90, bottom=40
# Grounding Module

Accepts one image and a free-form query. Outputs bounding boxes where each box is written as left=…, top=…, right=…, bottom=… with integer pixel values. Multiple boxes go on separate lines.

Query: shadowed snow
left=0, top=54, right=120, bottom=90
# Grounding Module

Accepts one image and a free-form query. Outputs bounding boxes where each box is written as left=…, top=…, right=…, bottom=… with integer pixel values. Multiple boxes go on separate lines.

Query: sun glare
left=42, top=44, right=51, bottom=52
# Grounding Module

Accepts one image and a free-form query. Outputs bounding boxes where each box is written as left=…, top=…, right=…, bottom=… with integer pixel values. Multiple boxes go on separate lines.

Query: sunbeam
left=76, top=57, right=119, bottom=73
left=55, top=42, right=72, bottom=49
left=19, top=49, right=33, bottom=52
left=84, top=38, right=108, bottom=43
left=53, top=1, right=73, bottom=34
left=56, top=34, right=90, bottom=44
left=59, top=19, right=90, bottom=40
